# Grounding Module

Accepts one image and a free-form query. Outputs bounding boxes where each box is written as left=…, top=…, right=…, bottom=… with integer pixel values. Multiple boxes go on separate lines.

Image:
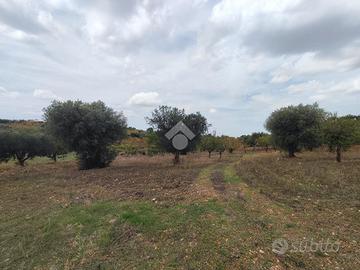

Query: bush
left=44, top=100, right=127, bottom=169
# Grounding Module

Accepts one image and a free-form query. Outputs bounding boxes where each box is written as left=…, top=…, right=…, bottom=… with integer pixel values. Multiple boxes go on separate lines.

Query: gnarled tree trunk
left=288, top=148, right=296, bottom=158
left=15, top=153, right=29, bottom=166
left=336, top=146, right=342, bottom=162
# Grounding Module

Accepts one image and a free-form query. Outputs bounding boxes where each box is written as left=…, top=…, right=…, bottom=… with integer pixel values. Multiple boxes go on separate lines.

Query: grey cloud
left=244, top=12, right=360, bottom=55
left=73, top=0, right=144, bottom=17
left=0, top=1, right=47, bottom=34
left=1, top=0, right=360, bottom=136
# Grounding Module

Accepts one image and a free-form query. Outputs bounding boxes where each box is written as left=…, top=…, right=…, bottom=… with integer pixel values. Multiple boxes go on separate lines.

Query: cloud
left=288, top=80, right=323, bottom=93
left=0, top=86, right=20, bottom=98
left=309, top=94, right=327, bottom=101
left=0, top=0, right=360, bottom=135
left=244, top=13, right=360, bottom=55
left=287, top=77, right=360, bottom=102
left=33, top=89, right=60, bottom=100
left=242, top=0, right=360, bottom=56
left=270, top=51, right=360, bottom=83
left=128, top=91, right=161, bottom=107
left=0, top=1, right=48, bottom=34
left=209, top=108, right=217, bottom=113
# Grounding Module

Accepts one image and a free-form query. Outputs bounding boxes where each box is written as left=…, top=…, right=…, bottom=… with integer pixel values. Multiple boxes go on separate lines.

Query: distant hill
left=0, top=119, right=145, bottom=137
left=0, top=119, right=44, bottom=130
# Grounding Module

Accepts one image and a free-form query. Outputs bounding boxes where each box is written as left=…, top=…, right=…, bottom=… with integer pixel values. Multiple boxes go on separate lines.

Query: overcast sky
left=1, top=0, right=360, bottom=135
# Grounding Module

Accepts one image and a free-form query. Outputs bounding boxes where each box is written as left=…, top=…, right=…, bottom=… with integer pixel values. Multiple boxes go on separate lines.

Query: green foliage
left=41, top=135, right=68, bottom=161
left=200, top=135, right=218, bottom=157
left=127, top=127, right=146, bottom=138
left=341, top=115, right=360, bottom=144
left=200, top=136, right=226, bottom=158
left=222, top=136, right=242, bottom=153
left=145, top=128, right=163, bottom=155
left=215, top=137, right=226, bottom=153
left=44, top=100, right=127, bottom=169
left=265, top=103, right=327, bottom=157
left=115, top=138, right=146, bottom=156
left=240, top=132, right=267, bottom=147
left=323, top=116, right=356, bottom=161
left=0, top=130, right=12, bottom=162
left=0, top=130, right=48, bottom=166
left=146, top=106, right=208, bottom=160
left=256, top=134, right=271, bottom=147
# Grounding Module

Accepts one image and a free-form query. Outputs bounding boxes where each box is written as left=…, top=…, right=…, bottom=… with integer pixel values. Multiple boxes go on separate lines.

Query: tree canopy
left=146, top=106, right=208, bottom=163
left=0, top=130, right=49, bottom=166
left=44, top=100, right=127, bottom=169
left=265, top=103, right=327, bottom=157
left=200, top=135, right=218, bottom=157
left=323, top=116, right=357, bottom=162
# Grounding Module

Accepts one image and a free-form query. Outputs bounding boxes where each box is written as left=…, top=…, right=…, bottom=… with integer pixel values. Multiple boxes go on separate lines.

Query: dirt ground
left=0, top=153, right=230, bottom=221
left=0, top=149, right=359, bottom=269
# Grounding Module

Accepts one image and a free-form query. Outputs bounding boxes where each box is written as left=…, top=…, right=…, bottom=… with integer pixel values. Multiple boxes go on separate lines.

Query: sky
left=0, top=0, right=360, bottom=136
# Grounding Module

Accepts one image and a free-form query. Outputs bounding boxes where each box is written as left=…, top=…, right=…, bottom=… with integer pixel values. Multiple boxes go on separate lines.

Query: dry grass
left=0, top=149, right=359, bottom=269
left=235, top=148, right=360, bottom=269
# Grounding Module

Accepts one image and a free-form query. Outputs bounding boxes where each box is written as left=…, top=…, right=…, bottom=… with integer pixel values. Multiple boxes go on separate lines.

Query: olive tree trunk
left=336, top=146, right=342, bottom=162
left=174, top=151, right=180, bottom=164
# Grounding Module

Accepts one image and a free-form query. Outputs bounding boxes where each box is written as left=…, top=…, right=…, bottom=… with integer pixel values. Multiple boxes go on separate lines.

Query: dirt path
left=193, top=156, right=296, bottom=227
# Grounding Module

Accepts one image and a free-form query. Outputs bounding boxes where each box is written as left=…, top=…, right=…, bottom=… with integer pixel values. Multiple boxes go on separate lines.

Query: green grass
left=1, top=200, right=236, bottom=269
left=0, top=152, right=76, bottom=168
left=1, top=198, right=283, bottom=269
left=223, top=164, right=242, bottom=183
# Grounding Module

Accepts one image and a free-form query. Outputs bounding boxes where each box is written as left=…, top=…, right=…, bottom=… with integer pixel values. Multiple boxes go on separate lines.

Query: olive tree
left=0, top=130, right=47, bottom=166
left=200, top=135, right=218, bottom=158
left=323, top=117, right=356, bottom=162
left=256, top=134, right=272, bottom=152
left=0, top=131, right=12, bottom=163
left=42, top=136, right=68, bottom=162
left=215, top=137, right=226, bottom=159
left=146, top=106, right=208, bottom=163
left=44, top=100, right=127, bottom=169
left=265, top=103, right=326, bottom=157
left=222, top=136, right=242, bottom=153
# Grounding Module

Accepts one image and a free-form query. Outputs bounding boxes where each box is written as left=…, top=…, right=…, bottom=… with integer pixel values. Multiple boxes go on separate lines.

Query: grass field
left=0, top=149, right=359, bottom=269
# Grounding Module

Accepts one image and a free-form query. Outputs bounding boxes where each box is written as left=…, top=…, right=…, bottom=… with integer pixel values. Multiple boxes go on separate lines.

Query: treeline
left=0, top=122, right=67, bottom=166
left=265, top=104, right=360, bottom=162
left=1, top=101, right=359, bottom=169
